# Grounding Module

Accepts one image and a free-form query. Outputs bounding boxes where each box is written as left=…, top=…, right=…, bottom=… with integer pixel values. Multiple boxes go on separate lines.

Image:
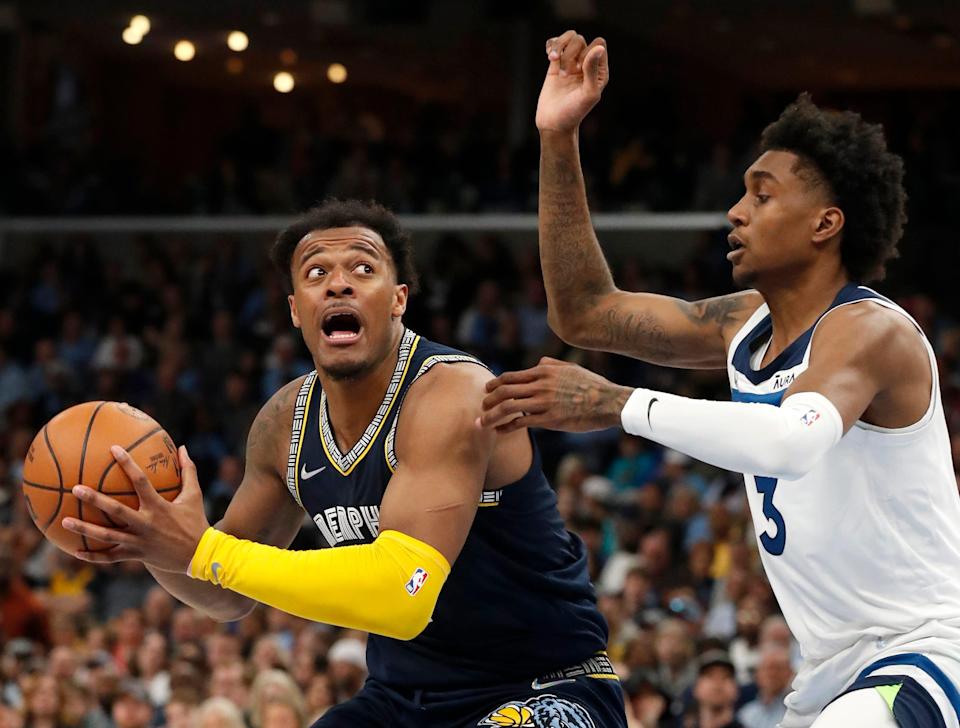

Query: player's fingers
left=495, top=413, right=547, bottom=434
left=72, top=485, right=139, bottom=524
left=545, top=30, right=577, bottom=74
left=484, top=367, right=542, bottom=392
left=175, top=446, right=201, bottom=502
left=73, top=546, right=137, bottom=564
left=61, top=516, right=135, bottom=546
left=480, top=398, right=550, bottom=429
left=110, top=446, right=163, bottom=506
left=559, top=34, right=587, bottom=76
left=582, top=42, right=609, bottom=94
left=481, top=383, right=538, bottom=411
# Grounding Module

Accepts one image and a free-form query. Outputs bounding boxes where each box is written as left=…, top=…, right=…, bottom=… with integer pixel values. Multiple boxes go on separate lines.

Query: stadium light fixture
left=327, top=63, right=347, bottom=84
left=273, top=71, right=295, bottom=93
left=122, top=27, right=143, bottom=45
left=174, top=40, right=196, bottom=62
left=130, top=15, right=151, bottom=34
left=227, top=31, right=249, bottom=52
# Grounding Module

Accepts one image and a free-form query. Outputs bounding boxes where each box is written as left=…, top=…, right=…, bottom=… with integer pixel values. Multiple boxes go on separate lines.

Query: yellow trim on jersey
left=320, top=335, right=420, bottom=477
left=293, top=375, right=318, bottom=505
left=189, top=527, right=450, bottom=641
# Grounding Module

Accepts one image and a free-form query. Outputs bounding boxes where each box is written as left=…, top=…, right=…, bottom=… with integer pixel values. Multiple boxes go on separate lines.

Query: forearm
left=147, top=565, right=256, bottom=622
left=620, top=389, right=843, bottom=480
left=539, top=130, right=617, bottom=336
left=188, top=529, right=450, bottom=641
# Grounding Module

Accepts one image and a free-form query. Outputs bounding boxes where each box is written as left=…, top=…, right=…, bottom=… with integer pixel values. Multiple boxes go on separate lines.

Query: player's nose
left=324, top=269, right=353, bottom=296
left=727, top=196, right=749, bottom=228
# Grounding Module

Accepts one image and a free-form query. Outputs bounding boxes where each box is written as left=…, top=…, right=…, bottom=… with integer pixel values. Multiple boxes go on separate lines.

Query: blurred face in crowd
left=143, top=587, right=174, bottom=631
left=135, top=633, right=167, bottom=676
left=164, top=699, right=196, bottom=728
left=206, top=633, right=242, bottom=670
left=305, top=674, right=335, bottom=715
left=210, top=663, right=249, bottom=709
left=693, top=665, right=738, bottom=710
left=28, top=675, right=61, bottom=721
left=261, top=701, right=301, bottom=728
left=726, top=150, right=841, bottom=289
left=654, top=620, right=691, bottom=669
left=112, top=695, right=152, bottom=728
left=288, top=226, right=408, bottom=381
left=755, top=647, right=794, bottom=700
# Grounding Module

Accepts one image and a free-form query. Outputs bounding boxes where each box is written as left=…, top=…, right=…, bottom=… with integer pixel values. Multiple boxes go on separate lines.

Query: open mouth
left=321, top=310, right=363, bottom=344
left=727, top=235, right=746, bottom=262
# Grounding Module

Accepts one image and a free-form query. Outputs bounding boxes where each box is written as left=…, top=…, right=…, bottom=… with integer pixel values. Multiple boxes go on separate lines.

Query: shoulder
left=396, top=362, right=494, bottom=454
left=402, top=361, right=490, bottom=419
left=812, top=299, right=927, bottom=376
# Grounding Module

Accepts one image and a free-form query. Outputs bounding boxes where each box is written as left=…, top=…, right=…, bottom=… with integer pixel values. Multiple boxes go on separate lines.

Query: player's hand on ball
left=536, top=31, right=608, bottom=134
left=62, top=445, right=210, bottom=572
left=479, top=357, right=632, bottom=433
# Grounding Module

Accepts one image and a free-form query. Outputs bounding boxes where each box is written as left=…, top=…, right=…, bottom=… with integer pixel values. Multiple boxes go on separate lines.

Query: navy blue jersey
left=285, top=329, right=608, bottom=689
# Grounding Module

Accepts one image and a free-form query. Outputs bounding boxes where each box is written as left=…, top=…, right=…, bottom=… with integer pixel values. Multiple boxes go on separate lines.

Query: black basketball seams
left=77, top=402, right=107, bottom=552
left=96, top=425, right=163, bottom=527
left=41, top=425, right=64, bottom=532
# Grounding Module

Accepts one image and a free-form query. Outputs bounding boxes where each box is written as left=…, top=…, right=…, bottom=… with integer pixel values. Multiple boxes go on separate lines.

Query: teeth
left=328, top=331, right=358, bottom=339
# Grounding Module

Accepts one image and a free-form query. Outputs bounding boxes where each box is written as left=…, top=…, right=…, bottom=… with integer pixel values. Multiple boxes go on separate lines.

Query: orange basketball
left=21, top=401, right=181, bottom=554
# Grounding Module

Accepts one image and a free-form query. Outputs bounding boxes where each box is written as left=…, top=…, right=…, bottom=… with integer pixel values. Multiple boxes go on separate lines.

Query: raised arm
left=536, top=31, right=760, bottom=368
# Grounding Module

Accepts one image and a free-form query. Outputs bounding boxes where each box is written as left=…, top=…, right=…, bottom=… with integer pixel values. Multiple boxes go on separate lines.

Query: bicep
left=578, top=289, right=761, bottom=368
left=216, top=376, right=306, bottom=548
left=379, top=367, right=495, bottom=565
left=216, top=467, right=304, bottom=548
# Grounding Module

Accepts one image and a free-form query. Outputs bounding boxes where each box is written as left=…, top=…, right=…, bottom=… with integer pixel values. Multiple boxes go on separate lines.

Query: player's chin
left=731, top=264, right=757, bottom=288
left=319, top=352, right=374, bottom=382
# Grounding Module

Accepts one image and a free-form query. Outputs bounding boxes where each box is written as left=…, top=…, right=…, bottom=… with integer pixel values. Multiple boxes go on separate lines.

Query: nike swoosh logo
left=211, top=562, right=223, bottom=585
left=531, top=677, right=576, bottom=690
left=647, top=397, right=658, bottom=429
left=301, top=464, right=326, bottom=480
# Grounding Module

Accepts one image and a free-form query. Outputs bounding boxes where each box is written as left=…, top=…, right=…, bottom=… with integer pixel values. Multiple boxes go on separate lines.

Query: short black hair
left=760, top=93, right=907, bottom=282
left=270, top=199, right=419, bottom=293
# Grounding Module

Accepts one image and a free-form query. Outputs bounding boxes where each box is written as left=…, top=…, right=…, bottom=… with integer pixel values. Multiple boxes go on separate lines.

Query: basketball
left=21, top=401, right=182, bottom=554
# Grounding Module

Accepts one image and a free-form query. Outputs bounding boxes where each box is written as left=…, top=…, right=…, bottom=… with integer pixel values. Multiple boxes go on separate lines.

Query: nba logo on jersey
left=405, top=568, right=429, bottom=596
left=800, top=409, right=820, bottom=427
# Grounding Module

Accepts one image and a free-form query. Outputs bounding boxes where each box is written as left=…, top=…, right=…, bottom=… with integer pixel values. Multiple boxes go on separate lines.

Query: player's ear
left=812, top=206, right=844, bottom=245
left=288, top=293, right=302, bottom=329
left=392, top=284, right=408, bottom=319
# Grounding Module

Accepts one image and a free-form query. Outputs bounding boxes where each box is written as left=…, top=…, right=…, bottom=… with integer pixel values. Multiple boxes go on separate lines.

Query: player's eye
left=354, top=263, right=374, bottom=275
left=306, top=266, right=325, bottom=280
left=756, top=194, right=770, bottom=204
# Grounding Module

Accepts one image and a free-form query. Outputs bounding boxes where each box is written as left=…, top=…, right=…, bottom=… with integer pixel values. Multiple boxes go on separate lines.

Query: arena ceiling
left=5, top=0, right=960, bottom=99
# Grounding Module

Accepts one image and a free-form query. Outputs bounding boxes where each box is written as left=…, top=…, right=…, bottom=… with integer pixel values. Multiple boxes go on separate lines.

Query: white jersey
left=726, top=284, right=960, bottom=727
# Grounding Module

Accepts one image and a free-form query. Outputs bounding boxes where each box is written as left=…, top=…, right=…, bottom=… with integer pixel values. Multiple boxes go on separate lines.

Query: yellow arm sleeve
left=188, top=527, right=451, bottom=640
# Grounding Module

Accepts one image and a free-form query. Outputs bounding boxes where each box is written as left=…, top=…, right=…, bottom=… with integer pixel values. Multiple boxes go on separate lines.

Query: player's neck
left=320, top=326, right=404, bottom=452
left=760, top=265, right=849, bottom=358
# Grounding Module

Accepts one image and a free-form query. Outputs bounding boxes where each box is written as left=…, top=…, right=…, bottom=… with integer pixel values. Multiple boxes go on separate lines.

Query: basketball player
left=61, top=199, right=627, bottom=727
left=480, top=31, right=960, bottom=728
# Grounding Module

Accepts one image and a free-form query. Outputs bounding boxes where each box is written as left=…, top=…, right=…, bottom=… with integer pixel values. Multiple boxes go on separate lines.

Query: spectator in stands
left=736, top=645, right=793, bottom=728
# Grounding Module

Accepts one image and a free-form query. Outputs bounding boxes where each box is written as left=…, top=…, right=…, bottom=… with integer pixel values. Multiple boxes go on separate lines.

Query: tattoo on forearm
left=598, top=307, right=675, bottom=359
left=554, top=369, right=631, bottom=430
left=540, top=152, right=616, bottom=312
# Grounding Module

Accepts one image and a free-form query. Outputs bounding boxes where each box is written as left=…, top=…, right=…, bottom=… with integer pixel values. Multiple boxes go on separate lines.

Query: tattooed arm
left=146, top=376, right=306, bottom=621
left=536, top=32, right=761, bottom=369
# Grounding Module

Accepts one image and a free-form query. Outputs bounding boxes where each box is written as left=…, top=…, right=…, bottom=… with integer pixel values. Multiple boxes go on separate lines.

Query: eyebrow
left=746, top=169, right=778, bottom=185
left=298, top=241, right=383, bottom=266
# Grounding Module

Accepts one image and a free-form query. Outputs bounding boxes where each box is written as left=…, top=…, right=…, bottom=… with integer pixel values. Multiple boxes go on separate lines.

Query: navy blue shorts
left=314, top=672, right=626, bottom=728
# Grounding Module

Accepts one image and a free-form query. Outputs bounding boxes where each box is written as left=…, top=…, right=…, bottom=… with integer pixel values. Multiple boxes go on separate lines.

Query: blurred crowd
left=2, top=225, right=960, bottom=728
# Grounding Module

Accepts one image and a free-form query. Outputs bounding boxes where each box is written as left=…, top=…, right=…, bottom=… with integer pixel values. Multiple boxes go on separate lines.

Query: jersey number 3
left=755, top=476, right=786, bottom=555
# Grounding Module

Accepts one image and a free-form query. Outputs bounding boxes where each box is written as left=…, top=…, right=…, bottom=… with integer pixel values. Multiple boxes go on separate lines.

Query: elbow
left=547, top=307, right=590, bottom=347
left=205, top=596, right=256, bottom=623
left=762, top=445, right=822, bottom=482
left=383, top=600, right=438, bottom=641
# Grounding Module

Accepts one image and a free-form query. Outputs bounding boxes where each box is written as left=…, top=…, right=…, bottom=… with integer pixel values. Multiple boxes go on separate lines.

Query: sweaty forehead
left=295, top=226, right=388, bottom=261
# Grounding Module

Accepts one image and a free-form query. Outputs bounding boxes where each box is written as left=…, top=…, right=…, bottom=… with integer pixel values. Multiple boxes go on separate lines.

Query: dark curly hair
left=271, top=199, right=420, bottom=294
left=760, top=93, right=907, bottom=282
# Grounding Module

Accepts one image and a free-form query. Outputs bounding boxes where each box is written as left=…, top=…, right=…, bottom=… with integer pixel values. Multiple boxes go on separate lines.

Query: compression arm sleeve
left=188, top=528, right=450, bottom=640
left=621, top=389, right=843, bottom=481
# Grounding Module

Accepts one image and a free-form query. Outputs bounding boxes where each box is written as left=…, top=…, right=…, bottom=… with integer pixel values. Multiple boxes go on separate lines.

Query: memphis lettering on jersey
left=312, top=505, right=380, bottom=547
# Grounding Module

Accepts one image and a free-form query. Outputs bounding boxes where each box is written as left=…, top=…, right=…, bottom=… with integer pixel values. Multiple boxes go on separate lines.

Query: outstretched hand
left=536, top=30, right=609, bottom=134
left=478, top=357, right=632, bottom=434
left=62, top=445, right=210, bottom=573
